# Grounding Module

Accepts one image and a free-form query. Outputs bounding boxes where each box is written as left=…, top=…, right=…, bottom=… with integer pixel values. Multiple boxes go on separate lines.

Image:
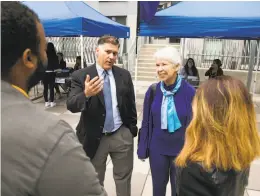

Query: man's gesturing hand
left=84, top=75, right=104, bottom=97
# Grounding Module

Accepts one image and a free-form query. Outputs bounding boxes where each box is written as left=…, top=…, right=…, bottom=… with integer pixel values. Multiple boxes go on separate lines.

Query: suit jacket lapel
left=88, top=64, right=105, bottom=107
left=112, top=66, right=122, bottom=108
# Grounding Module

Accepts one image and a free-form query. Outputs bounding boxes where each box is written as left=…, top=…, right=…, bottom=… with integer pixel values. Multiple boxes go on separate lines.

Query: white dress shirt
left=96, top=64, right=123, bottom=133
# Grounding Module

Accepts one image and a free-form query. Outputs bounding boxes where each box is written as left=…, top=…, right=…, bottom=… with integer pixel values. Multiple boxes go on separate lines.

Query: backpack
left=137, top=83, right=157, bottom=148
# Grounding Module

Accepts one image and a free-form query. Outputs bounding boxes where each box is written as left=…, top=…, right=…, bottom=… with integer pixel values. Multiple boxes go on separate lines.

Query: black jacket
left=66, top=64, right=137, bottom=159
left=59, top=60, right=66, bottom=69
left=176, top=162, right=249, bottom=196
left=205, top=67, right=224, bottom=79
left=46, top=54, right=59, bottom=71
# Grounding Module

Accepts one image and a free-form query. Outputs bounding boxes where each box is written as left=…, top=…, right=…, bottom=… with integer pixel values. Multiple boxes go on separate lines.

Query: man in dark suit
left=67, top=35, right=137, bottom=196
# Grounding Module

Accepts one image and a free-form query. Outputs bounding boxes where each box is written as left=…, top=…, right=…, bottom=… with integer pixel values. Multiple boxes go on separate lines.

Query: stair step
left=138, top=59, right=155, bottom=63
left=139, top=51, right=156, bottom=55
left=138, top=66, right=157, bottom=71
left=138, top=58, right=154, bottom=60
left=141, top=47, right=159, bottom=50
left=132, top=70, right=157, bottom=77
left=138, top=67, right=156, bottom=73
left=138, top=72, right=157, bottom=77
left=142, top=44, right=180, bottom=49
left=136, top=76, right=159, bottom=81
left=134, top=70, right=156, bottom=74
left=138, top=57, right=155, bottom=62
left=138, top=55, right=153, bottom=58
left=138, top=62, right=156, bottom=66
left=139, top=45, right=180, bottom=55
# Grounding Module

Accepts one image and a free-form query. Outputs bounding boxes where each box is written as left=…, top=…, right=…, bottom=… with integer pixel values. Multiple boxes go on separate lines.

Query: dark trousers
left=149, top=150, right=177, bottom=196
left=54, top=83, right=60, bottom=94
left=43, top=72, right=55, bottom=102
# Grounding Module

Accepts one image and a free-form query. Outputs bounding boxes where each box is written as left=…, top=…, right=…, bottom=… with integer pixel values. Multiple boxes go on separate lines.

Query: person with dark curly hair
left=205, top=59, right=224, bottom=79
left=1, top=2, right=107, bottom=196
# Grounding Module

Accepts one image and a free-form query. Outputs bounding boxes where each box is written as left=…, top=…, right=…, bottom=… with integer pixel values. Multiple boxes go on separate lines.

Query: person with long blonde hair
left=175, top=76, right=260, bottom=196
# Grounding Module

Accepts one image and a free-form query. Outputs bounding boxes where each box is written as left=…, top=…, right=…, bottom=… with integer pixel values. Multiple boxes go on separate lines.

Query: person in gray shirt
left=1, top=2, right=107, bottom=196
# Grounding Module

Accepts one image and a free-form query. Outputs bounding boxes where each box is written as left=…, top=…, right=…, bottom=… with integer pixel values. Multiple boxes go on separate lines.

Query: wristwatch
left=86, top=95, right=90, bottom=101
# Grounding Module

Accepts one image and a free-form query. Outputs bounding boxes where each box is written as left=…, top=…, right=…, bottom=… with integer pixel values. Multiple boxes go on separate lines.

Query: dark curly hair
left=213, top=59, right=222, bottom=68
left=1, top=1, right=40, bottom=78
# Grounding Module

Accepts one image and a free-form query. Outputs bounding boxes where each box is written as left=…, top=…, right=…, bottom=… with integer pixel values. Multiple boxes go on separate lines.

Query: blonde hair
left=175, top=76, right=260, bottom=171
left=154, top=47, right=181, bottom=71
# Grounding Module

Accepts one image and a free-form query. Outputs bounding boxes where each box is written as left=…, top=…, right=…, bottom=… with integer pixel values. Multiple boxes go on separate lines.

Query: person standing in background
left=205, top=59, right=224, bottom=79
left=74, top=56, right=86, bottom=71
left=179, top=58, right=200, bottom=87
left=180, top=58, right=199, bottom=79
left=57, top=52, right=67, bottom=69
left=1, top=2, right=107, bottom=196
left=43, top=42, right=58, bottom=107
left=54, top=52, right=67, bottom=99
left=67, top=35, right=137, bottom=196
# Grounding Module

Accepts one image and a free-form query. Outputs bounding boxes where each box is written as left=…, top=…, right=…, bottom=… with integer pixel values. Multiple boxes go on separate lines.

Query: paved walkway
left=31, top=83, right=260, bottom=196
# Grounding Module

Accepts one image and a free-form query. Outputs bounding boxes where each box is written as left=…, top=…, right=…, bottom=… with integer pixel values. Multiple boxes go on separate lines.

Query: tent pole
left=134, top=1, right=140, bottom=100
left=253, top=67, right=258, bottom=95
left=181, top=38, right=186, bottom=65
left=80, top=35, right=84, bottom=69
left=253, top=42, right=260, bottom=95
left=247, top=40, right=257, bottom=91
left=134, top=37, right=138, bottom=100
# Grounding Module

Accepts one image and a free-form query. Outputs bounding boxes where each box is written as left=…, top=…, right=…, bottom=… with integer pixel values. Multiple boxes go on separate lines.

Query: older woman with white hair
left=137, top=47, right=195, bottom=196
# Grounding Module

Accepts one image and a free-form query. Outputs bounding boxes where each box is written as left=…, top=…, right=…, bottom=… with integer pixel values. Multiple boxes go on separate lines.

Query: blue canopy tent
left=23, top=1, right=130, bottom=38
left=138, top=1, right=260, bottom=39
left=23, top=1, right=130, bottom=68
left=138, top=1, right=260, bottom=90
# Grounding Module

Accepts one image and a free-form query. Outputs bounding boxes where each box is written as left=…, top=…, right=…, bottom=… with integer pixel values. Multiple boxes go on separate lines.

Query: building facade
left=85, top=1, right=138, bottom=54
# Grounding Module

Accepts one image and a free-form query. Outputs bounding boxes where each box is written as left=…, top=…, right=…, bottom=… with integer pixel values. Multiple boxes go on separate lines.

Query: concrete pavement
left=29, top=82, right=260, bottom=196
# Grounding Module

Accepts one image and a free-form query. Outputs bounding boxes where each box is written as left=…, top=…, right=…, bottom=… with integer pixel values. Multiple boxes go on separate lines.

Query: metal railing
left=127, top=38, right=137, bottom=73
left=183, top=38, right=260, bottom=70
left=46, top=37, right=125, bottom=66
left=30, top=36, right=126, bottom=100
left=127, top=36, right=149, bottom=73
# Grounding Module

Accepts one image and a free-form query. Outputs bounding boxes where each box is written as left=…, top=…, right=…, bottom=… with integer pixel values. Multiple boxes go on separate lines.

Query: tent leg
left=180, top=38, right=186, bottom=65
left=253, top=42, right=260, bottom=95
left=134, top=36, right=139, bottom=100
left=247, top=40, right=257, bottom=91
left=80, top=35, right=84, bottom=69
left=134, top=56, right=138, bottom=100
